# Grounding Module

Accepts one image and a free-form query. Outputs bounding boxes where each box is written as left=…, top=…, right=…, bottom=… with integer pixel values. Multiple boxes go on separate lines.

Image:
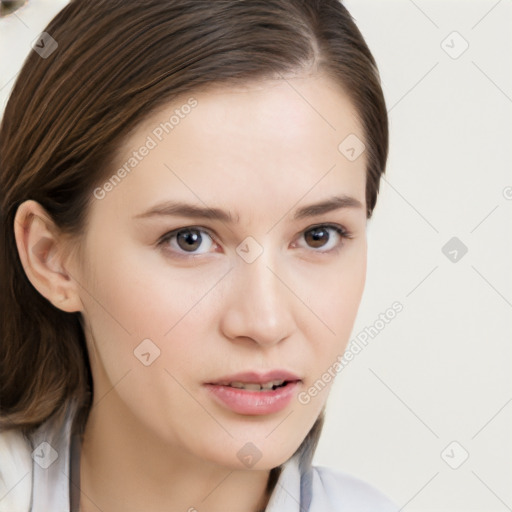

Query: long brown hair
left=0, top=0, right=388, bottom=471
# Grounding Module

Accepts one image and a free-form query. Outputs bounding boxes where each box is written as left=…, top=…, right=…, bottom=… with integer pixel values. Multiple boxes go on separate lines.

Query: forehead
left=94, top=73, right=366, bottom=220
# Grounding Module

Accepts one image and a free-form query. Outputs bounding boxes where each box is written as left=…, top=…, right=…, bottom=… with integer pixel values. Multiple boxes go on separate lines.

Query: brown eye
left=297, top=224, right=350, bottom=253
left=304, top=226, right=330, bottom=248
left=176, top=229, right=203, bottom=252
left=159, top=227, right=216, bottom=256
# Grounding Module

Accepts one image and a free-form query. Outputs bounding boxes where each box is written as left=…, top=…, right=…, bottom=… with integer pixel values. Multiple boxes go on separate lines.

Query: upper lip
left=206, top=370, right=301, bottom=385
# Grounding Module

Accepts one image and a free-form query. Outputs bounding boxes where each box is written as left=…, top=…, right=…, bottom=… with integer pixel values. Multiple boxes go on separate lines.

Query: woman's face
left=75, top=73, right=368, bottom=469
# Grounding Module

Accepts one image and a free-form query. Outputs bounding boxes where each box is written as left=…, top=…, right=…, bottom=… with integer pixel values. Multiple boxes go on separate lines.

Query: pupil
left=306, top=227, right=328, bottom=248
left=177, top=229, right=202, bottom=251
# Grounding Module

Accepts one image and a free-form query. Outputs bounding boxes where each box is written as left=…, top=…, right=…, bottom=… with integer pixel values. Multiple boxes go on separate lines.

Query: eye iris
left=305, top=227, right=329, bottom=248
left=177, top=229, right=202, bottom=251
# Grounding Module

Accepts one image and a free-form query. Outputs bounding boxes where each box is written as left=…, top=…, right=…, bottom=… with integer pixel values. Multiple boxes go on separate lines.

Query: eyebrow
left=133, top=195, right=363, bottom=223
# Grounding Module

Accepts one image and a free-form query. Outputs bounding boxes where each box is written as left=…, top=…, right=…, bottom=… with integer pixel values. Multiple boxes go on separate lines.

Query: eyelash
left=157, top=223, right=353, bottom=260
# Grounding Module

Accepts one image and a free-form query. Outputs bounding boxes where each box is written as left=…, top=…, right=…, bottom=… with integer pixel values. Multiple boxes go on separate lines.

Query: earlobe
left=13, top=200, right=83, bottom=313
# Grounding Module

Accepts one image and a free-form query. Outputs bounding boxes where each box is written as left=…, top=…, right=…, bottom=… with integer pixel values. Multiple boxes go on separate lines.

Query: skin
left=14, top=72, right=368, bottom=512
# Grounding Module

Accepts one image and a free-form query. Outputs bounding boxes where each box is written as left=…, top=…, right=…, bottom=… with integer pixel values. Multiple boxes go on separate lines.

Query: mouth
left=217, top=379, right=289, bottom=391
left=204, top=370, right=302, bottom=415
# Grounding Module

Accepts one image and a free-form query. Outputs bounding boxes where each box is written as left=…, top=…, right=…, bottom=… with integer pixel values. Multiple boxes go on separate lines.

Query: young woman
left=0, top=1, right=396, bottom=510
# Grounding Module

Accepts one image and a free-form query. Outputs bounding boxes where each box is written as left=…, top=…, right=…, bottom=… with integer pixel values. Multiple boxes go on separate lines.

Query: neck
left=77, top=396, right=273, bottom=512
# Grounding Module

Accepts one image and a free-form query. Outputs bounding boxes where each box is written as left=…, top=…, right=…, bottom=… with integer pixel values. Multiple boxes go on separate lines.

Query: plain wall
left=316, top=2, right=512, bottom=511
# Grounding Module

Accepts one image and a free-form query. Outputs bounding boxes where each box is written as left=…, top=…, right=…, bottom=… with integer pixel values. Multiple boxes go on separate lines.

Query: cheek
left=293, top=249, right=366, bottom=413
left=298, top=240, right=367, bottom=350
left=78, top=246, right=224, bottom=432
left=79, top=242, right=224, bottom=374
left=333, top=255, right=367, bottom=340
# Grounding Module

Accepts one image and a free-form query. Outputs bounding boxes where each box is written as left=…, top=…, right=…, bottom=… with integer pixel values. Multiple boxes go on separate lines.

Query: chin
left=188, top=429, right=306, bottom=471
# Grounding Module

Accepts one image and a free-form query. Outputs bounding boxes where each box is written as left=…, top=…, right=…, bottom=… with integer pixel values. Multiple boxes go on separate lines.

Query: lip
left=204, top=370, right=302, bottom=415
left=207, top=370, right=301, bottom=386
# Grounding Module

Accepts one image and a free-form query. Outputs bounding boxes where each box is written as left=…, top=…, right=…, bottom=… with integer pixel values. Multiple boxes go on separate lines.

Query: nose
left=219, top=248, right=296, bottom=348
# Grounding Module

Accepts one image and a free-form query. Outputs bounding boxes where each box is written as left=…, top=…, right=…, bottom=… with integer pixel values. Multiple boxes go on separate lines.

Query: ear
left=13, top=199, right=83, bottom=313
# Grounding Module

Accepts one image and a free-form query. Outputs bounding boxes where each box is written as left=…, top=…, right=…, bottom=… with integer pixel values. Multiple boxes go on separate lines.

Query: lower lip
left=204, top=381, right=300, bottom=415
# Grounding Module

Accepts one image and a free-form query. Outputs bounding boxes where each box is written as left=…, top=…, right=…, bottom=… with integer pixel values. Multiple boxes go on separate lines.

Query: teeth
left=228, top=380, right=285, bottom=391
left=241, top=383, right=262, bottom=391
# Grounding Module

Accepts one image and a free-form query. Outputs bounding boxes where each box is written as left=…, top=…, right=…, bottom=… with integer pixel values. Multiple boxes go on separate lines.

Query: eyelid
left=157, top=225, right=216, bottom=241
left=301, top=222, right=353, bottom=239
